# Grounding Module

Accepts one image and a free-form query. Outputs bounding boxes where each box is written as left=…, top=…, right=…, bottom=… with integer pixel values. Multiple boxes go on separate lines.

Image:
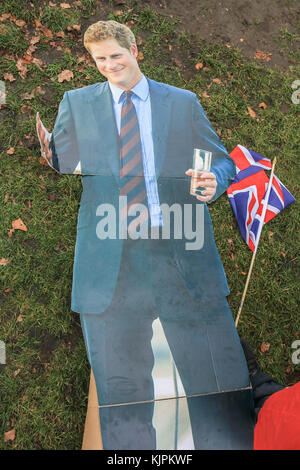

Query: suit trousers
left=80, top=235, right=253, bottom=449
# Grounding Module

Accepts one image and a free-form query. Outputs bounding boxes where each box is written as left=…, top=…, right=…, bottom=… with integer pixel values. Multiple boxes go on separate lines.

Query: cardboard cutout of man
left=37, top=20, right=254, bottom=449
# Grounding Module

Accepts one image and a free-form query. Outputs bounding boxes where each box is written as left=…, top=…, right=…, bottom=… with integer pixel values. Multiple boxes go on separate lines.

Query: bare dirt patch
left=146, top=0, right=300, bottom=70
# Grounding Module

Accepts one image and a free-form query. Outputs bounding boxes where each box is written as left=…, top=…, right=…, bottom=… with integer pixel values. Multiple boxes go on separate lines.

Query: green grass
left=0, top=0, right=299, bottom=450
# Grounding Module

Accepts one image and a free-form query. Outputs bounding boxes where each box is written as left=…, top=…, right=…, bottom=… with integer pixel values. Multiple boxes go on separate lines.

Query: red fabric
left=254, top=381, right=300, bottom=450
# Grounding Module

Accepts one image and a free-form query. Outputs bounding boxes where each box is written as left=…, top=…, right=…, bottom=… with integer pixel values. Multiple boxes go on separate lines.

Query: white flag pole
left=235, top=157, right=277, bottom=327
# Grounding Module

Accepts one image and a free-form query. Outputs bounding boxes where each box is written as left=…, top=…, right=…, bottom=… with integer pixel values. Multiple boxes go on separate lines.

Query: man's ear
left=130, top=44, right=138, bottom=58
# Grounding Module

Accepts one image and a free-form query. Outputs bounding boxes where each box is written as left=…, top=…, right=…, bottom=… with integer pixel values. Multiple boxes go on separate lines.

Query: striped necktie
left=119, top=91, right=149, bottom=232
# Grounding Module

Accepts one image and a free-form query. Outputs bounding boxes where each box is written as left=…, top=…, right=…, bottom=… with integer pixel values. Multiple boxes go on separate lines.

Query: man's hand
left=36, top=112, right=52, bottom=164
left=185, top=169, right=217, bottom=202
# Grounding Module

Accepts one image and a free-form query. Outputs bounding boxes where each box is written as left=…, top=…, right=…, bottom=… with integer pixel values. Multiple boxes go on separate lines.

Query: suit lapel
left=147, top=78, right=171, bottom=179
left=88, top=82, right=120, bottom=184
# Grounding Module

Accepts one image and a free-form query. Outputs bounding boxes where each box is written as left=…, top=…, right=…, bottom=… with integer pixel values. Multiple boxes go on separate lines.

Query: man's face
left=88, top=38, right=141, bottom=90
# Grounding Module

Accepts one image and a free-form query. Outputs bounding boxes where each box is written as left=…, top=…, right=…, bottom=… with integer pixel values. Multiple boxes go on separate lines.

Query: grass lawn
left=0, top=0, right=299, bottom=450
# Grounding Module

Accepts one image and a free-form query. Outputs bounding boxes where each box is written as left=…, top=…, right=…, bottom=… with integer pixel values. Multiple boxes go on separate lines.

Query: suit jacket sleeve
left=49, top=91, right=81, bottom=174
left=191, top=94, right=236, bottom=202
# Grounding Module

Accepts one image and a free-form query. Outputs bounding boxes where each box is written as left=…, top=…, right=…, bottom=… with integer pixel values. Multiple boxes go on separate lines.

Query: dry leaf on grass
left=30, top=35, right=41, bottom=45
left=3, top=73, right=15, bottom=82
left=12, top=218, right=27, bottom=232
left=4, top=429, right=15, bottom=442
left=58, top=69, right=74, bottom=82
left=255, top=50, right=272, bottom=62
left=15, top=19, right=26, bottom=27
left=40, top=26, right=53, bottom=38
left=247, top=106, right=256, bottom=118
left=260, top=342, right=270, bottom=353
left=39, top=157, right=49, bottom=166
left=0, top=258, right=9, bottom=266
left=16, top=59, right=28, bottom=79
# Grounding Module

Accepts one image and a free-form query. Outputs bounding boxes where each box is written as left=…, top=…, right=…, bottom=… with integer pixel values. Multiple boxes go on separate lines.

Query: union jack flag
left=227, top=145, right=296, bottom=252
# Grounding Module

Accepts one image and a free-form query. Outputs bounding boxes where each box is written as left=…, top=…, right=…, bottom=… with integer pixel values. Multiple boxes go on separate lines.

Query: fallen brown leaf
left=247, top=106, right=256, bottom=118
left=26, top=44, right=37, bottom=55
left=212, top=78, right=221, bottom=84
left=30, top=35, right=41, bottom=45
left=3, top=73, right=15, bottom=82
left=258, top=102, right=267, bottom=109
left=0, top=258, right=9, bottom=266
left=39, top=157, right=49, bottom=166
left=137, top=51, right=144, bottom=61
left=34, top=18, right=42, bottom=28
left=0, top=14, right=12, bottom=21
left=4, top=429, right=15, bottom=442
left=255, top=50, right=272, bottom=62
left=22, top=53, right=33, bottom=63
left=16, top=59, right=28, bottom=79
left=195, top=62, right=203, bottom=70
left=260, top=342, right=270, bottom=353
left=58, top=69, right=74, bottom=82
left=17, top=315, right=23, bottom=322
left=40, top=26, right=53, bottom=38
left=6, top=147, right=15, bottom=155
left=13, top=369, right=21, bottom=377
left=15, top=19, right=26, bottom=27
left=31, top=58, right=44, bottom=70
left=60, top=2, right=71, bottom=8
left=12, top=218, right=27, bottom=232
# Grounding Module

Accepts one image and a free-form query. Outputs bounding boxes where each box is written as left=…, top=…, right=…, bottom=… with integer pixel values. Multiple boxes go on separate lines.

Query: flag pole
left=235, top=156, right=277, bottom=327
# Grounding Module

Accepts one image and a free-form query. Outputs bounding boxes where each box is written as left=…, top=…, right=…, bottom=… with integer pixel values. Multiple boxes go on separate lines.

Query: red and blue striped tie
left=119, top=91, right=149, bottom=229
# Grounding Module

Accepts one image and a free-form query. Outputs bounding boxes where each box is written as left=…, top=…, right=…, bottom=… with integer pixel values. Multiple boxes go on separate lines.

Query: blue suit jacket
left=50, top=77, right=236, bottom=313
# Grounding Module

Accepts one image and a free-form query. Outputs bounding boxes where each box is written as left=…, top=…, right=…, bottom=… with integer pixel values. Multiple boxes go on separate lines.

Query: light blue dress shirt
left=108, top=75, right=162, bottom=226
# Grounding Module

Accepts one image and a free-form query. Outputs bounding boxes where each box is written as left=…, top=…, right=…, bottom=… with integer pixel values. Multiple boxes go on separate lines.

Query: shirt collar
left=108, top=74, right=149, bottom=104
